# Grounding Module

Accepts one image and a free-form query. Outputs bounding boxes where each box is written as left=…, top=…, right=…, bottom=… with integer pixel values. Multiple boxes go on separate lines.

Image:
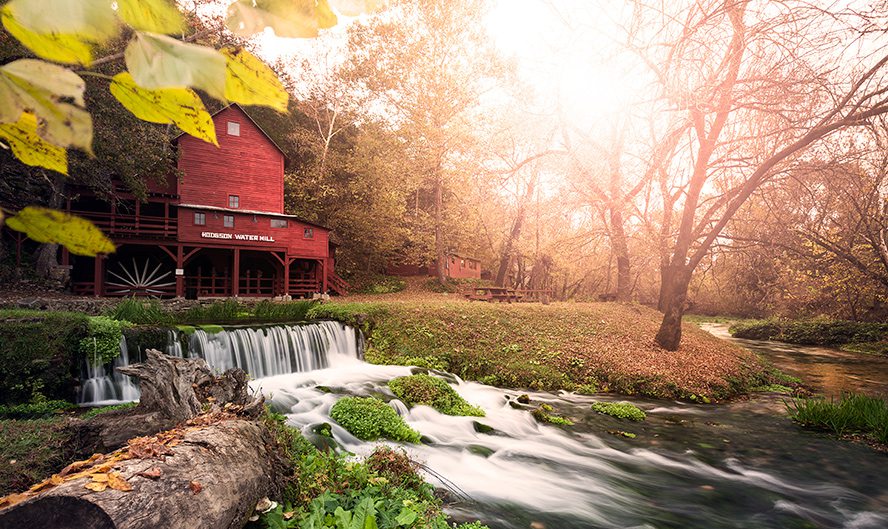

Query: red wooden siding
left=429, top=255, right=482, bottom=279
left=177, top=106, right=285, bottom=213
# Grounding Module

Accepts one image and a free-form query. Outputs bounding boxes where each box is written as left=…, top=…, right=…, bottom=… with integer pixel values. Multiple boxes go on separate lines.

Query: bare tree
left=628, top=0, right=888, bottom=349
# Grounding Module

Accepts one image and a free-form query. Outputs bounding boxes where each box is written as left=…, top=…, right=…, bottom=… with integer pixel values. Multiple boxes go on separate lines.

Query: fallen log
left=0, top=416, right=281, bottom=529
left=0, top=349, right=286, bottom=528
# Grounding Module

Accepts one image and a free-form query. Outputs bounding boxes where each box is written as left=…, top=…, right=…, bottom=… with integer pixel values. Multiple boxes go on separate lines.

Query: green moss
left=591, top=401, right=646, bottom=421
left=531, top=403, right=573, bottom=426
left=80, top=402, right=137, bottom=420
left=388, top=374, right=484, bottom=417
left=329, top=396, right=421, bottom=443
left=198, top=324, right=224, bottom=334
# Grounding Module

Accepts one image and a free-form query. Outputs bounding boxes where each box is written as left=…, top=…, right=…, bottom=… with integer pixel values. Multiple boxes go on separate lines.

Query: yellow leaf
left=125, top=32, right=227, bottom=101
left=91, top=474, right=109, bottom=483
left=107, top=472, right=133, bottom=492
left=0, top=113, right=67, bottom=174
left=0, top=60, right=93, bottom=154
left=110, top=72, right=218, bottom=146
left=116, top=0, right=184, bottom=34
left=4, top=0, right=118, bottom=40
left=84, top=481, right=108, bottom=492
left=1, top=8, right=93, bottom=65
left=226, top=0, right=332, bottom=38
left=223, top=48, right=288, bottom=113
left=5, top=206, right=116, bottom=257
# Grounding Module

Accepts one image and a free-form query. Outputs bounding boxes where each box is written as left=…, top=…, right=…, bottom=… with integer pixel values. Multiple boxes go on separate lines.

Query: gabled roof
left=178, top=203, right=331, bottom=231
left=172, top=103, right=288, bottom=159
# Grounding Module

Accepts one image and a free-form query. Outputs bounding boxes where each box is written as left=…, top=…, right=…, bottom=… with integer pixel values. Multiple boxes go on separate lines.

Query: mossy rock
left=591, top=401, right=646, bottom=421
left=330, top=396, right=421, bottom=443
left=531, top=403, right=573, bottom=426
left=388, top=374, right=485, bottom=417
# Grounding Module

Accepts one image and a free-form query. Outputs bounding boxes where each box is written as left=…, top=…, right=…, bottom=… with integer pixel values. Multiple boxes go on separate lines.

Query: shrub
left=388, top=374, right=484, bottom=417
left=730, top=319, right=888, bottom=347
left=729, top=320, right=782, bottom=340
left=591, top=401, right=646, bottom=421
left=78, top=316, right=129, bottom=366
left=787, top=393, right=888, bottom=443
left=0, top=310, right=89, bottom=404
left=353, top=274, right=407, bottom=295
left=329, top=396, right=421, bottom=443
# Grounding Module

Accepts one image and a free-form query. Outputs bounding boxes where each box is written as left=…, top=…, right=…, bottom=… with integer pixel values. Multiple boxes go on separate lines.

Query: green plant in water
left=531, top=403, right=573, bottom=426
left=575, top=383, right=598, bottom=395
left=78, top=316, right=130, bottom=366
left=787, top=393, right=888, bottom=443
left=591, top=401, right=646, bottom=421
left=388, top=374, right=484, bottom=417
left=329, top=396, right=421, bottom=443
left=105, top=298, right=173, bottom=325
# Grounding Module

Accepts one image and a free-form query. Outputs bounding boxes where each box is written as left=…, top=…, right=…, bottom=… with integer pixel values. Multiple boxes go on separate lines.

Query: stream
left=79, top=321, right=888, bottom=528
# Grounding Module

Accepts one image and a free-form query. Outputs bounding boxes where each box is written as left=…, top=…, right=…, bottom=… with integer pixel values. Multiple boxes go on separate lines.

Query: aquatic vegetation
left=329, top=396, right=421, bottom=443
left=730, top=319, right=888, bottom=348
left=751, top=384, right=793, bottom=394
left=575, top=383, right=599, bottom=395
left=532, top=403, right=573, bottom=426
left=591, top=401, right=646, bottom=421
left=388, top=374, right=484, bottom=417
left=105, top=298, right=173, bottom=325
left=787, top=393, right=888, bottom=443
left=259, top=411, right=487, bottom=529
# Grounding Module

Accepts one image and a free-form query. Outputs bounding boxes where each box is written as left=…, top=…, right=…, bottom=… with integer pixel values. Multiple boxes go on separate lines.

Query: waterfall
left=78, top=321, right=360, bottom=406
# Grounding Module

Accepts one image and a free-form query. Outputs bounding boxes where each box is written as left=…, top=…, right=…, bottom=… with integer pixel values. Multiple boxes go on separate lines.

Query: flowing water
left=77, top=321, right=360, bottom=405
left=77, top=320, right=888, bottom=527
left=258, top=357, right=888, bottom=529
left=702, top=323, right=888, bottom=397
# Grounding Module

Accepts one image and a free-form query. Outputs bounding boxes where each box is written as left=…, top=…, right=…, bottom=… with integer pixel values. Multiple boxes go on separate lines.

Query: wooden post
left=320, top=259, right=328, bottom=293
left=232, top=248, right=240, bottom=297
left=176, top=245, right=184, bottom=298
left=283, top=256, right=291, bottom=296
left=93, top=255, right=104, bottom=297
left=61, top=247, right=69, bottom=267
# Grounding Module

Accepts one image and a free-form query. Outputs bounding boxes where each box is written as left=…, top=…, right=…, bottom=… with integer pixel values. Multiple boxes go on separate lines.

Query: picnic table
left=463, top=286, right=554, bottom=303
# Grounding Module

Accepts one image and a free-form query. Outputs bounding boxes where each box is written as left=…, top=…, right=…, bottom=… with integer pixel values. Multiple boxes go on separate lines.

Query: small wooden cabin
left=428, top=254, right=482, bottom=280
left=59, top=105, right=347, bottom=298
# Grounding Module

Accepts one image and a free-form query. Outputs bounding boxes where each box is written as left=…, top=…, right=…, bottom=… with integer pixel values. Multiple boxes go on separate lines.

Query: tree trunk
left=609, top=206, right=631, bottom=302
left=0, top=420, right=280, bottom=529
left=433, top=171, right=447, bottom=285
left=654, top=266, right=691, bottom=351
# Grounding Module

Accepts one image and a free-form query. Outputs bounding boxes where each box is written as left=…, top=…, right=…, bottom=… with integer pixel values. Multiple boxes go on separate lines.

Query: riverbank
left=309, top=300, right=773, bottom=401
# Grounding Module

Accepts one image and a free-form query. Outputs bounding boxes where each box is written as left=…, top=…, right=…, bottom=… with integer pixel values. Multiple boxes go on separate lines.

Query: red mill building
left=62, top=105, right=347, bottom=298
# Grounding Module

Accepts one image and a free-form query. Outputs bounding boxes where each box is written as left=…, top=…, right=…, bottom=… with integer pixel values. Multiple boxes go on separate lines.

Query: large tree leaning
left=636, top=0, right=888, bottom=350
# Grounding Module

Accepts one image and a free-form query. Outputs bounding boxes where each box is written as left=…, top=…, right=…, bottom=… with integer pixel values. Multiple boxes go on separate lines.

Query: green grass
left=309, top=300, right=765, bottom=400
left=329, top=396, right=421, bottom=443
left=105, top=298, right=173, bottom=325
left=388, top=374, right=484, bottom=416
left=591, top=401, right=647, bottom=421
left=787, top=393, right=888, bottom=443
left=0, top=417, right=76, bottom=496
left=0, top=400, right=75, bottom=419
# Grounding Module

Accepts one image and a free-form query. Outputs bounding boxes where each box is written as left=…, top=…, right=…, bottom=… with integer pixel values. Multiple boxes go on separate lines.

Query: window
left=271, top=219, right=288, bottom=228
left=223, top=215, right=234, bottom=228
left=229, top=195, right=239, bottom=208
left=227, top=121, right=240, bottom=136
left=194, top=212, right=206, bottom=226
left=303, top=228, right=314, bottom=239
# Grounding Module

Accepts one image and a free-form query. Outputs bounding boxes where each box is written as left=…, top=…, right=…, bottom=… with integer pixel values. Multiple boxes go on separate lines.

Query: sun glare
left=485, top=0, right=650, bottom=128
